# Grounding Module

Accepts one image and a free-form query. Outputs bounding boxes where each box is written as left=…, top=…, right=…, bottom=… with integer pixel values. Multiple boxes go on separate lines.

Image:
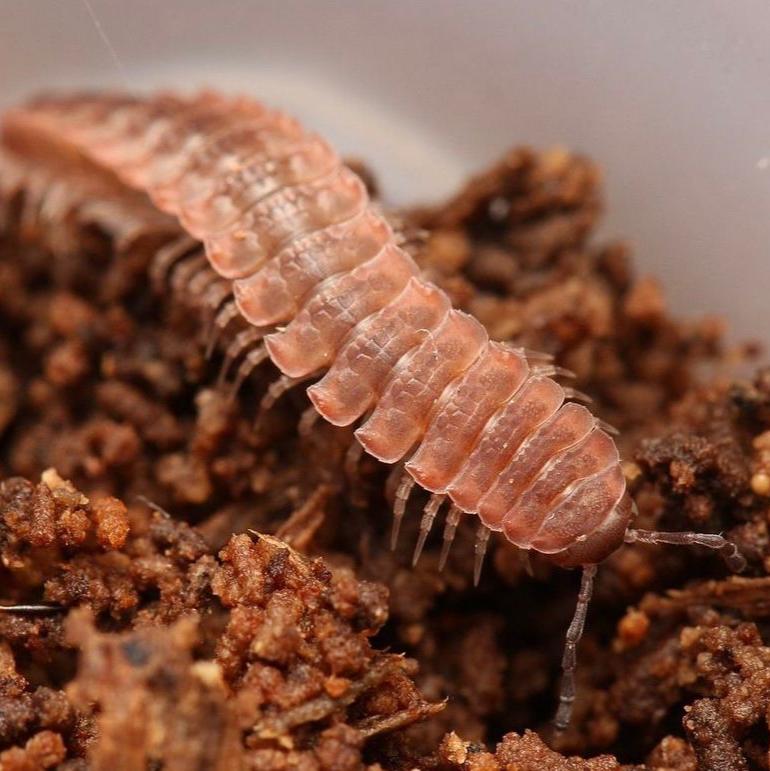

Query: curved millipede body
left=0, top=91, right=745, bottom=729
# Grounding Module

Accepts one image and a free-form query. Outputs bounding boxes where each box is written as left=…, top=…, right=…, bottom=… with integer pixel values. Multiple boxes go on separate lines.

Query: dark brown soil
left=2, top=144, right=769, bottom=770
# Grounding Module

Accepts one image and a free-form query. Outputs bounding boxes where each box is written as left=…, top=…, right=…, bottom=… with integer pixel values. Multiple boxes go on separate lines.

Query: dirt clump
left=2, top=142, right=769, bottom=769
left=0, top=473, right=436, bottom=768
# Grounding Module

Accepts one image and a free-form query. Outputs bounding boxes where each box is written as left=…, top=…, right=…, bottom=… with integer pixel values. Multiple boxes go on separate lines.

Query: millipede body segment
left=0, top=91, right=745, bottom=729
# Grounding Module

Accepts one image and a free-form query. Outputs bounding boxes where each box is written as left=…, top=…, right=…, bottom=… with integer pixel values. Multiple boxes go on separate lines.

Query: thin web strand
left=81, top=0, right=130, bottom=88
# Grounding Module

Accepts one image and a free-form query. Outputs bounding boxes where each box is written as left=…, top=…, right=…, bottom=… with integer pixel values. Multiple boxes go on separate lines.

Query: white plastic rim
left=3, top=0, right=769, bottom=344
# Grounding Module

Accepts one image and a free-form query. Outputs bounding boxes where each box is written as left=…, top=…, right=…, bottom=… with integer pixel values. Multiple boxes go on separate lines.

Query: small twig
left=275, top=484, right=331, bottom=550
left=355, top=699, right=446, bottom=739
left=0, top=604, right=63, bottom=613
left=252, top=656, right=401, bottom=737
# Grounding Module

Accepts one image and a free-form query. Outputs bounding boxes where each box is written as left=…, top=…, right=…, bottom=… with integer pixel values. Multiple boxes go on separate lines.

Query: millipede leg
left=298, top=405, right=320, bottom=437
left=202, top=282, right=232, bottom=316
left=473, top=525, right=491, bottom=586
left=596, top=419, right=620, bottom=436
left=182, top=264, right=217, bottom=303
left=554, top=563, right=597, bottom=732
left=344, top=440, right=364, bottom=481
left=394, top=225, right=429, bottom=249
left=228, top=344, right=268, bottom=402
left=170, top=253, right=208, bottom=296
left=198, top=281, right=230, bottom=334
left=20, top=177, right=45, bottom=233
left=439, top=504, right=462, bottom=571
left=344, top=440, right=368, bottom=508
left=534, top=364, right=576, bottom=380
left=205, top=299, right=238, bottom=359
left=392, top=474, right=416, bottom=550
left=217, top=328, right=264, bottom=389
left=150, top=235, right=197, bottom=290
left=518, top=347, right=554, bottom=364
left=562, top=387, right=594, bottom=405
left=40, top=181, right=72, bottom=227
left=188, top=267, right=219, bottom=297
left=624, top=528, right=747, bottom=572
left=257, top=375, right=310, bottom=422
left=413, top=494, right=445, bottom=566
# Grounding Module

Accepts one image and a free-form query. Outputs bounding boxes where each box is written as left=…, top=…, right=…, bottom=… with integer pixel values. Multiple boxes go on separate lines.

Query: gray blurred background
left=3, top=0, right=770, bottom=342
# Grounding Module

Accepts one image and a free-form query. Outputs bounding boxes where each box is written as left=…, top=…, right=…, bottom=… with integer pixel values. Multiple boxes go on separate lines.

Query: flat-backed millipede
left=0, top=91, right=746, bottom=729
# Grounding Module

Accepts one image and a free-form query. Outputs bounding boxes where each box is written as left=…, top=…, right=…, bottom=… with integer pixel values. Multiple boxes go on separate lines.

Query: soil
left=1, top=143, right=770, bottom=770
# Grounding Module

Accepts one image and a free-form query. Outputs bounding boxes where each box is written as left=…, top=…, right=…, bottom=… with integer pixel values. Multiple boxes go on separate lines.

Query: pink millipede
left=0, top=91, right=746, bottom=730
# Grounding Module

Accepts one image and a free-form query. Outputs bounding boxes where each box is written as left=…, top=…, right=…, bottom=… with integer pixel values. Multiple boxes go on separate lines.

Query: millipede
left=0, top=90, right=746, bottom=730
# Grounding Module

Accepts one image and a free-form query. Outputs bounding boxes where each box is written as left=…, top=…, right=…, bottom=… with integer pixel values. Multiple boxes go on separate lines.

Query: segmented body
left=0, top=91, right=631, bottom=568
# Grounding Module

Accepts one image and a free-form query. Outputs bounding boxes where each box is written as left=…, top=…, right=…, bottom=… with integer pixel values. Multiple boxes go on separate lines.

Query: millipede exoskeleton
left=0, top=91, right=746, bottom=729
